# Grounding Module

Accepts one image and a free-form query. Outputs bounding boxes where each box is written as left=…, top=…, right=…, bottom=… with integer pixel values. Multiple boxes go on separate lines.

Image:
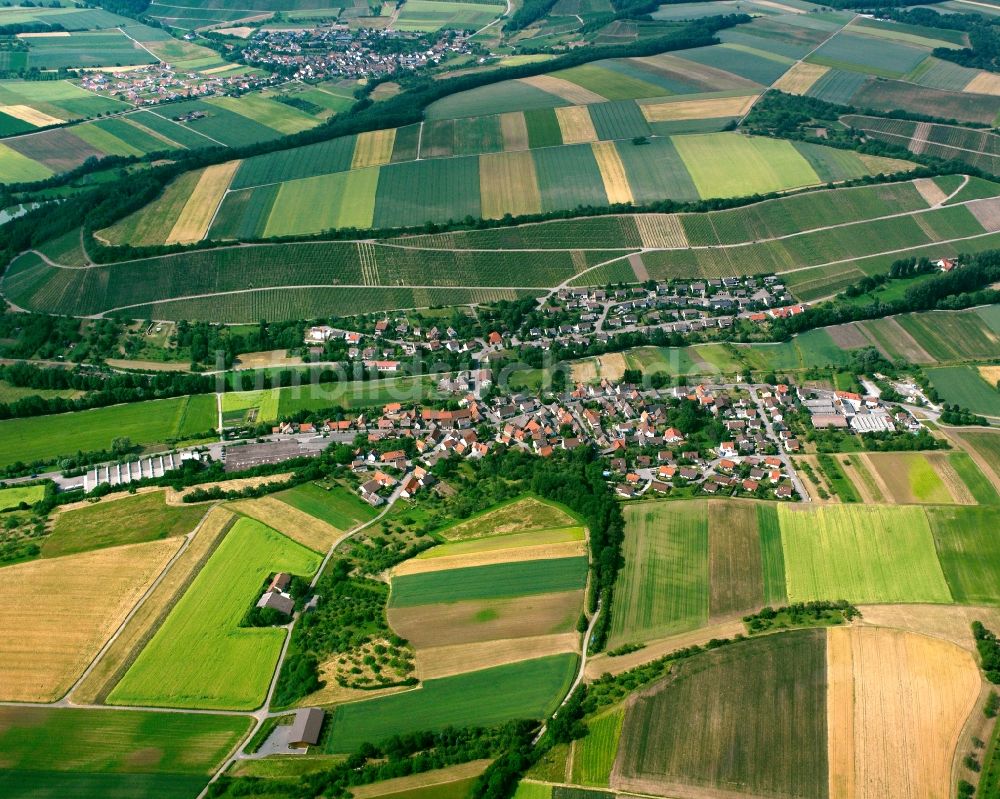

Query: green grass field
left=948, top=453, right=999, bottom=506
left=608, top=501, right=709, bottom=647
left=0, top=705, right=249, bottom=799
left=0, top=484, right=46, bottom=511
left=928, top=506, right=1000, bottom=604
left=389, top=557, right=589, bottom=608
left=43, top=491, right=206, bottom=558
left=707, top=501, right=765, bottom=618
left=961, top=432, right=1000, bottom=468
left=897, top=311, right=1000, bottom=362
left=673, top=133, right=820, bottom=199
left=817, top=455, right=861, bottom=503
left=618, top=629, right=827, bottom=798
left=927, top=366, right=1000, bottom=416
left=570, top=708, right=624, bottom=787
left=0, top=394, right=216, bottom=469
left=322, top=654, right=578, bottom=753
left=264, top=167, right=379, bottom=236
left=109, top=517, right=320, bottom=710
left=756, top=504, right=788, bottom=605
left=276, top=482, right=377, bottom=531
left=0, top=141, right=54, bottom=182
left=778, top=505, right=952, bottom=604
left=905, top=454, right=952, bottom=503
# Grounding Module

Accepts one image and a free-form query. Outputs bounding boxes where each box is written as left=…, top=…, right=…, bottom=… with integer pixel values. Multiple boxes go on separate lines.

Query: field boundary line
left=61, top=504, right=222, bottom=704
left=81, top=510, right=239, bottom=705
left=145, top=108, right=229, bottom=147
left=25, top=220, right=1000, bottom=318
left=471, top=0, right=509, bottom=37
left=15, top=177, right=967, bottom=272
left=115, top=25, right=161, bottom=64
left=737, top=12, right=858, bottom=125
left=198, top=488, right=406, bottom=799
left=94, top=284, right=548, bottom=317
left=848, top=121, right=998, bottom=161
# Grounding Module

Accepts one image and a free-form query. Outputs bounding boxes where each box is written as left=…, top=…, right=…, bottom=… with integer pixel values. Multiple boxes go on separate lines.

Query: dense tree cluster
left=0, top=361, right=215, bottom=420
left=771, top=250, right=1000, bottom=340
left=273, top=558, right=412, bottom=707
left=974, top=621, right=1000, bottom=683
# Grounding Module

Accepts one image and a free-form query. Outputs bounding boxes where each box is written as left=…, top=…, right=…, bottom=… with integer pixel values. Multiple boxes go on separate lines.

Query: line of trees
left=0, top=361, right=216, bottom=420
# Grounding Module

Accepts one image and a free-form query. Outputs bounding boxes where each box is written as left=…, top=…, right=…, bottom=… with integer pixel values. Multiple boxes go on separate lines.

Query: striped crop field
left=96, top=130, right=911, bottom=243
left=0, top=88, right=328, bottom=185
left=425, top=43, right=775, bottom=121
left=844, top=115, right=1000, bottom=175
left=778, top=505, right=952, bottom=604
left=11, top=177, right=999, bottom=321
left=108, top=517, right=321, bottom=710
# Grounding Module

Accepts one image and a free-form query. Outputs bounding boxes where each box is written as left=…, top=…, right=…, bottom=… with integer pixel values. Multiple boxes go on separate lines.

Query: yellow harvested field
left=571, top=357, right=598, bottom=383
left=598, top=352, right=629, bottom=380
left=828, top=626, right=981, bottom=799
left=826, top=627, right=856, bottom=799
left=417, top=525, right=585, bottom=559
left=479, top=150, right=542, bottom=219
left=520, top=75, right=606, bottom=105
left=415, top=633, right=579, bottom=680
left=351, top=129, right=396, bottom=169
left=857, top=153, right=916, bottom=174
left=555, top=105, right=598, bottom=144
left=351, top=760, right=492, bottom=798
left=72, top=508, right=236, bottom=704
left=16, top=30, right=71, bottom=37
left=600, top=352, right=628, bottom=381
left=635, top=214, right=688, bottom=248
left=592, top=141, right=633, bottom=205
left=500, top=111, right=529, bottom=151
left=228, top=496, right=342, bottom=552
left=978, top=365, right=1000, bottom=385
left=389, top=590, right=584, bottom=648
left=235, top=349, right=303, bottom=368
left=585, top=619, right=745, bottom=679
left=926, top=452, right=976, bottom=504
left=640, top=95, right=757, bottom=122
left=305, top=666, right=412, bottom=707
left=754, top=0, right=804, bottom=12
left=964, top=71, right=1000, bottom=96
left=201, top=63, right=243, bottom=75
left=571, top=351, right=629, bottom=383
left=773, top=62, right=830, bottom=94
left=166, top=160, right=240, bottom=244
left=440, top=496, right=576, bottom=540
left=0, top=104, right=63, bottom=126
left=394, top=539, right=587, bottom=576
left=857, top=604, right=1000, bottom=655
left=913, top=177, right=947, bottom=206
left=211, top=26, right=255, bottom=37
left=0, top=539, right=180, bottom=702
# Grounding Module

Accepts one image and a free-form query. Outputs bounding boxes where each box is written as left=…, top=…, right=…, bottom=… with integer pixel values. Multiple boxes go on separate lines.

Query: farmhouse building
left=288, top=708, right=325, bottom=747
left=257, top=590, right=294, bottom=616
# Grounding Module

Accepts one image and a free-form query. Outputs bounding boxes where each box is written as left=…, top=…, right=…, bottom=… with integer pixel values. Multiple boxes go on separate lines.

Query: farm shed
left=289, top=708, right=325, bottom=747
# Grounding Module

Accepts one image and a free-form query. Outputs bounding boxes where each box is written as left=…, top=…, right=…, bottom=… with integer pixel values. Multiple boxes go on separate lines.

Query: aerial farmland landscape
left=2, top=0, right=1000, bottom=796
